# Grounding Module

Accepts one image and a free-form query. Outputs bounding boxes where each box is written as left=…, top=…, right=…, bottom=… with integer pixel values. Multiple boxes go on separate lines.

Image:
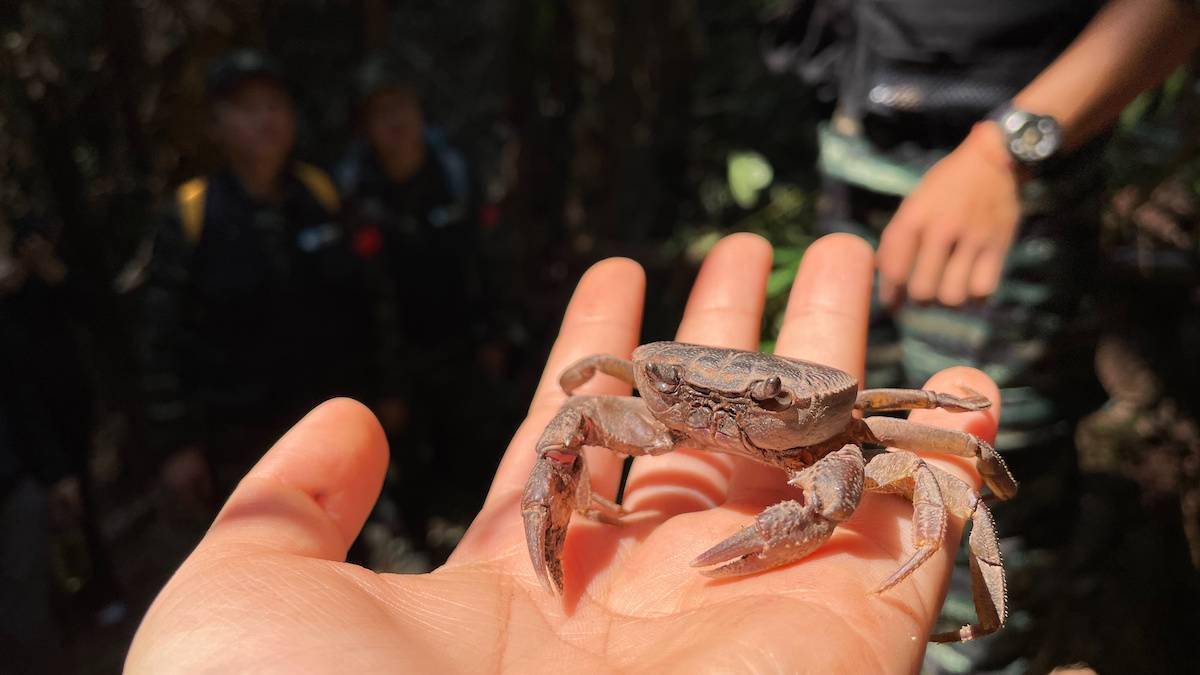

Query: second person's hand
left=877, top=123, right=1021, bottom=308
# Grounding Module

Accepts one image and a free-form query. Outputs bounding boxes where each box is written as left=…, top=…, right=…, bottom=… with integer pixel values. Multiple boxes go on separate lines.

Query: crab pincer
left=692, top=443, right=864, bottom=577
left=521, top=397, right=642, bottom=593
left=521, top=447, right=582, bottom=595
left=691, top=500, right=840, bottom=577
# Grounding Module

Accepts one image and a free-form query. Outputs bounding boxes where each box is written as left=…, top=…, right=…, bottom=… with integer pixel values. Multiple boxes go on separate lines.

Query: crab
left=521, top=341, right=1017, bottom=642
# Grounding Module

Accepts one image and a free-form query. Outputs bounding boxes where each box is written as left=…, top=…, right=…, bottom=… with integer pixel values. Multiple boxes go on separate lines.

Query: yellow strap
left=293, top=163, right=340, bottom=214
left=175, top=178, right=207, bottom=245
left=175, top=166, right=337, bottom=246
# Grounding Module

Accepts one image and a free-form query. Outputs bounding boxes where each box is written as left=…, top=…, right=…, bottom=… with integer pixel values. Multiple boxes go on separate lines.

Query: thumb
left=200, top=398, right=389, bottom=560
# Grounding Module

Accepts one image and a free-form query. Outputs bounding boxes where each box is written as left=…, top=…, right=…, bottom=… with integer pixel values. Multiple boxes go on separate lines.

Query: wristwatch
left=987, top=103, right=1062, bottom=165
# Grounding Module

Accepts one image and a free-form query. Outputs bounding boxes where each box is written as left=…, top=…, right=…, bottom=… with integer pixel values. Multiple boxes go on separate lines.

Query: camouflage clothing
left=817, top=122, right=1105, bottom=672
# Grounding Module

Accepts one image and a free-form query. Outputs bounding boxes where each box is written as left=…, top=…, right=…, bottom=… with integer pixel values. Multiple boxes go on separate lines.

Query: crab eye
left=645, top=363, right=681, bottom=392
left=752, top=378, right=808, bottom=412
left=749, top=376, right=782, bottom=401
left=758, top=390, right=794, bottom=412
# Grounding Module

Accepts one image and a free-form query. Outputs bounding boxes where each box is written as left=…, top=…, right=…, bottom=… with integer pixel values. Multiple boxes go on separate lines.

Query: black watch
left=987, top=103, right=1062, bottom=165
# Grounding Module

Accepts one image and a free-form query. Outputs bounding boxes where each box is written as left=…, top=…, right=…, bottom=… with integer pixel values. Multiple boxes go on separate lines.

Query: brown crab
left=521, top=341, right=1017, bottom=642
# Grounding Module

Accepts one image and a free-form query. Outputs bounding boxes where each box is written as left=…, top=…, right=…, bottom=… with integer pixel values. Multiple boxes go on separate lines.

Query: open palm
left=127, top=234, right=1001, bottom=674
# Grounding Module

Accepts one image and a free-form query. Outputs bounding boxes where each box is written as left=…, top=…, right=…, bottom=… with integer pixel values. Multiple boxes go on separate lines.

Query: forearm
left=1012, top=0, right=1200, bottom=149
left=31, top=256, right=67, bottom=285
left=140, top=220, right=203, bottom=454
left=140, top=285, right=203, bottom=453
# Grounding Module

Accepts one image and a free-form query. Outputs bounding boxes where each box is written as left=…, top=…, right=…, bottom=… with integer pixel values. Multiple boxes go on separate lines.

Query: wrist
left=961, top=123, right=1029, bottom=183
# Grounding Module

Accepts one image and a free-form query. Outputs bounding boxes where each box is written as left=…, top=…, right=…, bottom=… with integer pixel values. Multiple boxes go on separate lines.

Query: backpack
left=175, top=163, right=340, bottom=245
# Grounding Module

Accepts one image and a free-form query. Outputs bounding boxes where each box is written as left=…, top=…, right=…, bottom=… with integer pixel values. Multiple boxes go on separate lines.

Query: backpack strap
left=293, top=162, right=341, bottom=214
left=425, top=130, right=471, bottom=207
left=175, top=177, right=208, bottom=245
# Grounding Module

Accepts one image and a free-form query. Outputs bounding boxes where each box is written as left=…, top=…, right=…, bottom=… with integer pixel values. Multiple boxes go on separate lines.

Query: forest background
left=2, top=1, right=1199, bottom=672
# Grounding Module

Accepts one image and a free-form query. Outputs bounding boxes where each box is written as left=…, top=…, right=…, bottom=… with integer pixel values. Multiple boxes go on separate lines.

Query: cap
left=354, top=54, right=422, bottom=104
left=206, top=49, right=290, bottom=100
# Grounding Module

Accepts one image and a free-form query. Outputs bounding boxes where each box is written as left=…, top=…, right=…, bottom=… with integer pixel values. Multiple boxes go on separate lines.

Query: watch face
left=1001, top=111, right=1061, bottom=163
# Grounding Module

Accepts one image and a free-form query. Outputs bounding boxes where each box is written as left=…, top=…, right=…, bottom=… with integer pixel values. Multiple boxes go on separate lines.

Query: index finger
left=453, top=257, right=646, bottom=558
left=877, top=210, right=921, bottom=306
left=200, top=398, right=390, bottom=561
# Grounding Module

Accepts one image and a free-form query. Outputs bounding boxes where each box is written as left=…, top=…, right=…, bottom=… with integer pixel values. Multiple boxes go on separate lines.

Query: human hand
left=877, top=123, right=1021, bottom=307
left=127, top=233, right=1001, bottom=673
left=159, top=445, right=213, bottom=520
left=0, top=254, right=29, bottom=296
left=16, top=232, right=67, bottom=285
left=48, top=475, right=83, bottom=528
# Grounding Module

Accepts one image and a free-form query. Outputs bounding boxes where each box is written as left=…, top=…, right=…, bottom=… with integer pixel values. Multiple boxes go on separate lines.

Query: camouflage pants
left=817, top=124, right=1106, bottom=672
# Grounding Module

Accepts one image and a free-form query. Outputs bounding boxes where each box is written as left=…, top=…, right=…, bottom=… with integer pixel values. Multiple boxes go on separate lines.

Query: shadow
left=207, top=480, right=346, bottom=558
left=559, top=514, right=662, bottom=613
left=621, top=448, right=735, bottom=512
left=623, top=467, right=726, bottom=515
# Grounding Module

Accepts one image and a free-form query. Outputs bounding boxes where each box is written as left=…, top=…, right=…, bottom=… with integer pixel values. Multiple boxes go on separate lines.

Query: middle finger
left=727, top=233, right=874, bottom=502
left=621, top=232, right=772, bottom=516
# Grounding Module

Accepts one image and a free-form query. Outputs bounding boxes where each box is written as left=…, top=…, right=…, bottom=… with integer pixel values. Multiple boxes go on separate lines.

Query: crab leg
left=692, top=444, right=865, bottom=577
left=855, top=388, right=991, bottom=414
left=865, top=450, right=1007, bottom=642
left=522, top=395, right=675, bottom=594
left=862, top=450, right=948, bottom=594
left=855, top=417, right=1018, bottom=501
left=558, top=354, right=636, bottom=395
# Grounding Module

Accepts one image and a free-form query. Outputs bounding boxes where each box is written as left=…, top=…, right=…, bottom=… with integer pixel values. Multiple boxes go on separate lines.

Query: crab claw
left=691, top=500, right=837, bottom=578
left=976, top=440, right=1018, bottom=501
left=937, top=387, right=992, bottom=413
left=521, top=451, right=582, bottom=595
left=691, top=523, right=768, bottom=568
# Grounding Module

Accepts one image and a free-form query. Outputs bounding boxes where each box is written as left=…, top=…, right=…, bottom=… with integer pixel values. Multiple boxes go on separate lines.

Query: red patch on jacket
left=353, top=224, right=383, bottom=259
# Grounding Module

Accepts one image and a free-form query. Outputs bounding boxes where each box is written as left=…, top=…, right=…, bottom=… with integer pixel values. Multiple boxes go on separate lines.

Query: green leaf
left=766, top=266, right=797, bottom=298
left=771, top=244, right=807, bottom=270
left=727, top=151, right=774, bottom=209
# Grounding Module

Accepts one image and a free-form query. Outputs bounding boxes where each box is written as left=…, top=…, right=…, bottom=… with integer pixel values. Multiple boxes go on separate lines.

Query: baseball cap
left=354, top=54, right=423, bottom=104
left=206, top=49, right=291, bottom=100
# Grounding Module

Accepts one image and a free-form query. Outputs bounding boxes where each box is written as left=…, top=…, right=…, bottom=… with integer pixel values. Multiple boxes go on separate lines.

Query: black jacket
left=140, top=164, right=371, bottom=457
left=337, top=135, right=486, bottom=397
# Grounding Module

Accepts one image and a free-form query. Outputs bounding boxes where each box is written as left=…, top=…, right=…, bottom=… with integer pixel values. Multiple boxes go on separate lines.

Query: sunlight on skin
left=127, top=233, right=1000, bottom=674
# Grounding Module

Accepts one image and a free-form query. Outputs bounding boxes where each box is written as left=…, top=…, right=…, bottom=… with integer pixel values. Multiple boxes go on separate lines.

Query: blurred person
left=765, top=0, right=1200, bottom=670
left=140, top=49, right=371, bottom=522
left=336, top=56, right=500, bottom=551
left=0, top=214, right=122, bottom=671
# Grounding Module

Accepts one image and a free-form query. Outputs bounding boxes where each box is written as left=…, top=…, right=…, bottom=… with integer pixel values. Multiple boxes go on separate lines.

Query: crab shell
left=631, top=341, right=858, bottom=451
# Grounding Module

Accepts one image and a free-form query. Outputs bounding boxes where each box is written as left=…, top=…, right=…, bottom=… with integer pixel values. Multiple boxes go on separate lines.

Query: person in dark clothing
left=766, top=0, right=1199, bottom=670
left=337, top=56, right=497, bottom=550
left=0, top=214, right=122, bottom=671
left=140, top=50, right=370, bottom=514
left=0, top=215, right=76, bottom=673
left=0, top=217, right=83, bottom=501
